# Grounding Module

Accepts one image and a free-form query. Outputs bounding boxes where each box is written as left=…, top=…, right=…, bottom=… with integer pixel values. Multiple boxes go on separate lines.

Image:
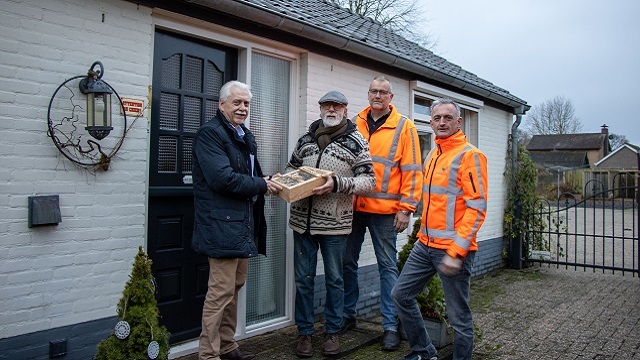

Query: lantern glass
left=86, top=93, right=95, bottom=127
left=85, top=91, right=113, bottom=140
left=94, top=93, right=112, bottom=128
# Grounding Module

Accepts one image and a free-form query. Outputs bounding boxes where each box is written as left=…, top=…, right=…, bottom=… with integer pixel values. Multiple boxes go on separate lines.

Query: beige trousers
left=198, top=257, right=248, bottom=360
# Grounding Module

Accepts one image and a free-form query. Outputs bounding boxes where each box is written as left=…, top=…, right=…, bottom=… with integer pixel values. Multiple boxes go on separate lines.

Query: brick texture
left=0, top=0, right=152, bottom=340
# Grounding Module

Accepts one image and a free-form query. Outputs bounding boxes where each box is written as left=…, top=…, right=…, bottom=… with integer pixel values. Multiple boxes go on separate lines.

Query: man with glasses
left=342, top=76, right=423, bottom=351
left=286, top=91, right=375, bottom=358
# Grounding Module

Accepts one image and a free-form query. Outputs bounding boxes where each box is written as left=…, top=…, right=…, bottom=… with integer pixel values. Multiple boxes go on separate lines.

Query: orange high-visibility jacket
left=419, top=130, right=488, bottom=259
left=353, top=104, right=423, bottom=215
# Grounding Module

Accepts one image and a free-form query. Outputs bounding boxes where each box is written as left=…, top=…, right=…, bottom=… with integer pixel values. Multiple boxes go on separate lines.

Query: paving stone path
left=177, top=267, right=640, bottom=360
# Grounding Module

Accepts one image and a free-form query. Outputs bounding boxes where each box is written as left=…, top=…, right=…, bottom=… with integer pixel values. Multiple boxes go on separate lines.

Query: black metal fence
left=524, top=176, right=639, bottom=276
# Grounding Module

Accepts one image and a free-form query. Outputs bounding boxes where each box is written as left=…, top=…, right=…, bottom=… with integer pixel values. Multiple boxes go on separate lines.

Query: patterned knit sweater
left=287, top=119, right=375, bottom=235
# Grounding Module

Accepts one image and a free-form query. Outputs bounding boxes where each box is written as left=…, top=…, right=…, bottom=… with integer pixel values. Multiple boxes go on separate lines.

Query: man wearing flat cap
left=342, top=76, right=423, bottom=351
left=285, top=90, right=375, bottom=358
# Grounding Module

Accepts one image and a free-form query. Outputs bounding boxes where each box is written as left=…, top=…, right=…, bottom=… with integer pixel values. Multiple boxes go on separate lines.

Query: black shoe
left=381, top=329, right=401, bottom=351
left=403, top=351, right=438, bottom=360
left=339, top=317, right=356, bottom=334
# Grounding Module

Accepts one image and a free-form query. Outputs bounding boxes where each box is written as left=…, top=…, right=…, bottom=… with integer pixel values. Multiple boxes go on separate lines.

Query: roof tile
left=244, top=0, right=525, bottom=105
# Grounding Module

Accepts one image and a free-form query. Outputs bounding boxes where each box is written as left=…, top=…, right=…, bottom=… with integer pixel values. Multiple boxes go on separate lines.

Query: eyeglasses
left=321, top=102, right=346, bottom=110
left=369, top=89, right=390, bottom=96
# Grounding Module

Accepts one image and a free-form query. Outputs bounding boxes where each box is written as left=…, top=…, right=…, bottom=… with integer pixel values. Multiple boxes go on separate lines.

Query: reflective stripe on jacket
left=353, top=104, right=422, bottom=215
left=419, top=130, right=488, bottom=259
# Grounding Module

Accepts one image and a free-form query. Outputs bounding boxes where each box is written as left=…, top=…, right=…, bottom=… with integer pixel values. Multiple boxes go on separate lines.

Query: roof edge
left=147, top=0, right=530, bottom=111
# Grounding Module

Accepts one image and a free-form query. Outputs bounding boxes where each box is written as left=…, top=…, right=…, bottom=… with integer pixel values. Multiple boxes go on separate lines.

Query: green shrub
left=95, top=247, right=170, bottom=360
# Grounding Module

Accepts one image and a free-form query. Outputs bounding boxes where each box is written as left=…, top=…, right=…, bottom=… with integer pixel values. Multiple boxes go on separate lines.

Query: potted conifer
left=95, top=247, right=170, bottom=360
left=397, top=219, right=453, bottom=348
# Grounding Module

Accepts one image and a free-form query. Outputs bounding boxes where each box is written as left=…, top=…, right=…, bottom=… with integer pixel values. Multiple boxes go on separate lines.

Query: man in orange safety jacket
left=342, top=76, right=423, bottom=351
left=392, top=98, right=488, bottom=360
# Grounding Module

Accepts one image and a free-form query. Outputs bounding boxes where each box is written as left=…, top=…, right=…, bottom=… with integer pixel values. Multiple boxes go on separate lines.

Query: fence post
left=637, top=153, right=639, bottom=277
left=510, top=197, right=523, bottom=269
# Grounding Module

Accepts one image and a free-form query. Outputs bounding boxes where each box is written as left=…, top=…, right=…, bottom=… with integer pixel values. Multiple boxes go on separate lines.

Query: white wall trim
left=411, top=80, right=484, bottom=108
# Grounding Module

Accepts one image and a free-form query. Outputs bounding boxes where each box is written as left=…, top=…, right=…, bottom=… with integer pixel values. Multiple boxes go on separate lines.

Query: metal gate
left=524, top=174, right=639, bottom=276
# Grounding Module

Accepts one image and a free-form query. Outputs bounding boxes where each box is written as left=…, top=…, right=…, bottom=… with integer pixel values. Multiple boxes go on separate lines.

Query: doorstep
left=173, top=318, right=383, bottom=359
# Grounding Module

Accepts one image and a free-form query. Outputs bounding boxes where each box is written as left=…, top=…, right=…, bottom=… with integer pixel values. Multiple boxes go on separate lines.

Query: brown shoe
left=220, top=348, right=255, bottom=360
left=295, top=334, right=313, bottom=358
left=321, top=333, right=340, bottom=356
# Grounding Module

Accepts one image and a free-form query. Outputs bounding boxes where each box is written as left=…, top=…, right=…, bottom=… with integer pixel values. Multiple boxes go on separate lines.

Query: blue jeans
left=391, top=242, right=475, bottom=360
left=294, top=231, right=347, bottom=335
left=343, top=212, right=399, bottom=331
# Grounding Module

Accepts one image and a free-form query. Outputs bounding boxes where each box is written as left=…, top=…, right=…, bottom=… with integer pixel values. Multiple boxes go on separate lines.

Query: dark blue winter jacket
left=191, top=110, right=267, bottom=258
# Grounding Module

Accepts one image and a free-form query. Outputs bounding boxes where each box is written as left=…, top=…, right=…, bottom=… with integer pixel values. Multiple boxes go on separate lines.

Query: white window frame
left=410, top=80, right=484, bottom=147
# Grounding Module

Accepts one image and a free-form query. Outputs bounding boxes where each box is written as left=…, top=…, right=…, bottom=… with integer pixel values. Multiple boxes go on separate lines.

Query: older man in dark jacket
left=192, top=80, right=281, bottom=360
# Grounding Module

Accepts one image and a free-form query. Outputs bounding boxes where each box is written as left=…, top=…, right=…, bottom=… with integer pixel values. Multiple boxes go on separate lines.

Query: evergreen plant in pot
left=397, top=218, right=453, bottom=347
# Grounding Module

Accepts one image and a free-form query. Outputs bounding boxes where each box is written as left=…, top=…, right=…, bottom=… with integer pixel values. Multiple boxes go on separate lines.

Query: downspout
left=510, top=105, right=526, bottom=270
left=511, top=105, right=526, bottom=189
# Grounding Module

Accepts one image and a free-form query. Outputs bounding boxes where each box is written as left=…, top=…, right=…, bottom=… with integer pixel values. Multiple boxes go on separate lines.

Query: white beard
left=322, top=115, right=341, bottom=127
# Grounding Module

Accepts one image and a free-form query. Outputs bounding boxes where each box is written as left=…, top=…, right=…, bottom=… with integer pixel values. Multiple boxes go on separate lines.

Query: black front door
left=148, top=29, right=237, bottom=343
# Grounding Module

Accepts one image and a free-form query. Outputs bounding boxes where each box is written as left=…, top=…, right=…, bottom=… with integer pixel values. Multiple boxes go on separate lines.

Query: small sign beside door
left=120, top=98, right=144, bottom=117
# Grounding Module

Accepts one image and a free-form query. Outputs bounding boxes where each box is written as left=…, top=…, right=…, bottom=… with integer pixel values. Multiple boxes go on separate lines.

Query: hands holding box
left=271, top=166, right=334, bottom=203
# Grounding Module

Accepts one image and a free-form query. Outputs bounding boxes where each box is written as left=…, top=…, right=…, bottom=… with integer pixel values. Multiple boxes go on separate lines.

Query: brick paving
left=471, top=267, right=640, bottom=360
left=176, top=267, right=640, bottom=360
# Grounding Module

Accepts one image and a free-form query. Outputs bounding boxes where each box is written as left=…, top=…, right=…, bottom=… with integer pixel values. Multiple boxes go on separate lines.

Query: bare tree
left=608, top=133, right=627, bottom=150
left=514, top=128, right=532, bottom=147
left=523, top=96, right=583, bottom=136
left=329, top=0, right=434, bottom=48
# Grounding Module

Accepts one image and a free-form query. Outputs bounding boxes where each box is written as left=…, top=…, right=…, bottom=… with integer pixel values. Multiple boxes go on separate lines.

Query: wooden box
left=272, top=166, right=334, bottom=203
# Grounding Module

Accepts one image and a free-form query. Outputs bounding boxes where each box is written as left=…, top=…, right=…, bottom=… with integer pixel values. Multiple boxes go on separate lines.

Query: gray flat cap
left=318, top=91, right=348, bottom=106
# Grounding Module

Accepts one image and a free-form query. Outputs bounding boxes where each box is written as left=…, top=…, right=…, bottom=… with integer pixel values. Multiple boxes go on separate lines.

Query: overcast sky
left=419, top=0, right=640, bottom=146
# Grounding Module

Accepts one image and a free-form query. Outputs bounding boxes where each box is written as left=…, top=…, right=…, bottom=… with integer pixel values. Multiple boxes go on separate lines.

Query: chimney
left=601, top=124, right=609, bottom=156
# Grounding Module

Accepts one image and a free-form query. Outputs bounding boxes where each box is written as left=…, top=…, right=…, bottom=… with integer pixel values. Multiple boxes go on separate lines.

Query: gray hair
left=220, top=80, right=252, bottom=101
left=371, top=75, right=393, bottom=93
left=430, top=98, right=461, bottom=118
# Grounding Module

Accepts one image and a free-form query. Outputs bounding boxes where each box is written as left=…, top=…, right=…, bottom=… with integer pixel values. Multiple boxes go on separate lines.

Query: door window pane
left=246, top=52, right=290, bottom=326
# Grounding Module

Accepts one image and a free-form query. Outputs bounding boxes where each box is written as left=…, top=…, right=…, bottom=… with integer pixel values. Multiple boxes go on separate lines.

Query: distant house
left=594, top=142, right=640, bottom=170
left=526, top=125, right=613, bottom=196
left=0, top=0, right=529, bottom=359
left=527, top=125, right=611, bottom=169
left=589, top=142, right=639, bottom=198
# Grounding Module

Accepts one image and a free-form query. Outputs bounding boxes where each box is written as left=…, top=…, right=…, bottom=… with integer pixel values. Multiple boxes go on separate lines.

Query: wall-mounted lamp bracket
left=47, top=61, right=129, bottom=171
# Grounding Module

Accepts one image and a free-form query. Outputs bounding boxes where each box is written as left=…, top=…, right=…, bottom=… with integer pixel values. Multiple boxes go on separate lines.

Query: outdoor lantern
left=79, top=61, right=113, bottom=140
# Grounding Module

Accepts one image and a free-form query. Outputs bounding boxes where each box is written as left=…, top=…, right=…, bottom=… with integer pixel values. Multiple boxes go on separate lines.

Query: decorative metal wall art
left=47, top=61, right=132, bottom=171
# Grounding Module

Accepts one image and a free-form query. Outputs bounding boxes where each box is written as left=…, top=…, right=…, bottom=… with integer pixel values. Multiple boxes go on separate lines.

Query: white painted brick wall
left=0, top=0, right=152, bottom=339
left=476, top=106, right=511, bottom=243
